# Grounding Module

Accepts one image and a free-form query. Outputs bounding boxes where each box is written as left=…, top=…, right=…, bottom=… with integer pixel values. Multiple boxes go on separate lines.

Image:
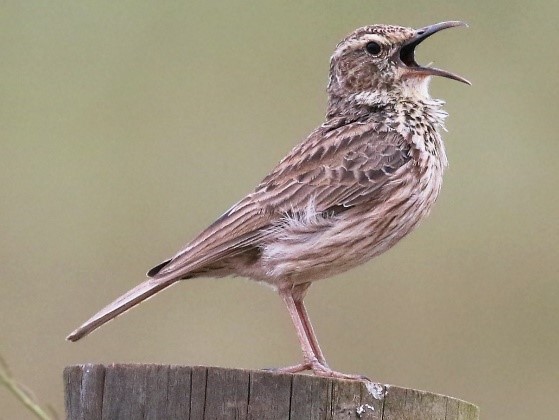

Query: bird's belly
left=256, top=169, right=442, bottom=286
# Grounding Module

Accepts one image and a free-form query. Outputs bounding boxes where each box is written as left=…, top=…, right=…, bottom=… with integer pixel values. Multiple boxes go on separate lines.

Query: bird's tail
left=66, top=277, right=178, bottom=342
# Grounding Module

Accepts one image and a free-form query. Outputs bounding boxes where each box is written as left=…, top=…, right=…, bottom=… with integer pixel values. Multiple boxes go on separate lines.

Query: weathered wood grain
left=64, top=364, right=479, bottom=420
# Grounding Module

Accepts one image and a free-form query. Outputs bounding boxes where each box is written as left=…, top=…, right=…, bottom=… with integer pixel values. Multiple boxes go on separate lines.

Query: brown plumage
left=68, top=21, right=469, bottom=379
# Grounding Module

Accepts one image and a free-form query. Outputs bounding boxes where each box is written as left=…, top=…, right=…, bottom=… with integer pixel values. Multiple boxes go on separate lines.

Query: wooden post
left=64, top=364, right=479, bottom=419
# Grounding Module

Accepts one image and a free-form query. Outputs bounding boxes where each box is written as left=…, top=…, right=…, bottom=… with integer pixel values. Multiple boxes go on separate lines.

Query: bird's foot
left=263, top=361, right=317, bottom=374
left=310, top=361, right=370, bottom=381
left=264, top=359, right=368, bottom=381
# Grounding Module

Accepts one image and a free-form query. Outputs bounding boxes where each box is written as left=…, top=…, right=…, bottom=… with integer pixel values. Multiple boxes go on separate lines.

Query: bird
left=67, top=21, right=469, bottom=380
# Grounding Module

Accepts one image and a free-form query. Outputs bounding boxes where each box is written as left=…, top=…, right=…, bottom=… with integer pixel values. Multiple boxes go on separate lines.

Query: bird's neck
left=326, top=88, right=449, bottom=166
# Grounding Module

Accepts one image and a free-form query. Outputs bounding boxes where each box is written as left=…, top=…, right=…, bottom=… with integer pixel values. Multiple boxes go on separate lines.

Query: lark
left=68, top=21, right=469, bottom=379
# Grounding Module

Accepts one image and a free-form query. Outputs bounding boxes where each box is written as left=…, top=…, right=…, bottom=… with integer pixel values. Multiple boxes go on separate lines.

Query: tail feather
left=66, top=277, right=177, bottom=342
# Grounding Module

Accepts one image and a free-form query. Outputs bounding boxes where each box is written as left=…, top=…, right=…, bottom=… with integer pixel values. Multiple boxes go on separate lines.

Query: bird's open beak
left=398, top=21, right=471, bottom=85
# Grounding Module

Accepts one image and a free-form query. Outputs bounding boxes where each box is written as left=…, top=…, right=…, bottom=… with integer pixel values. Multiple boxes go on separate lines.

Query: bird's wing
left=152, top=120, right=412, bottom=279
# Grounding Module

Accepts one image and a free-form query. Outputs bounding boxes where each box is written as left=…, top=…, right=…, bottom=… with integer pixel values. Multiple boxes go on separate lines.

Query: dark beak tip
left=415, top=20, right=469, bottom=39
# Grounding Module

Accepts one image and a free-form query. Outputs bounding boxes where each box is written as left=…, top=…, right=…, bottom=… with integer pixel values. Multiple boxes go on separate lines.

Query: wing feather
left=151, top=121, right=411, bottom=278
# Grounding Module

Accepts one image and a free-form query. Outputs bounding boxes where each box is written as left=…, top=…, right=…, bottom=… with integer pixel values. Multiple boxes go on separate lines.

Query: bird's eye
left=365, top=41, right=382, bottom=56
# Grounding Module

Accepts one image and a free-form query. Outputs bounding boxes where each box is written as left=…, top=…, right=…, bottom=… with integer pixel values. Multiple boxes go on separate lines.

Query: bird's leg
left=274, top=286, right=368, bottom=381
left=273, top=287, right=318, bottom=374
left=293, top=294, right=328, bottom=367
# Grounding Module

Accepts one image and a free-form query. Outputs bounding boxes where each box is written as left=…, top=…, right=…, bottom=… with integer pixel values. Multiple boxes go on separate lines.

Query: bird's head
left=327, top=21, right=469, bottom=114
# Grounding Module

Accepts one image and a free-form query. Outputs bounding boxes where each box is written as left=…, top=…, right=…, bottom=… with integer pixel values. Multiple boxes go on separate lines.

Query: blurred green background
left=2, top=1, right=558, bottom=419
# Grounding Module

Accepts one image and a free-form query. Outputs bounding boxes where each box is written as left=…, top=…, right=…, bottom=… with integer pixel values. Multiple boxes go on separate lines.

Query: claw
left=311, top=362, right=370, bottom=381
left=265, top=362, right=313, bottom=374
left=266, top=359, right=369, bottom=381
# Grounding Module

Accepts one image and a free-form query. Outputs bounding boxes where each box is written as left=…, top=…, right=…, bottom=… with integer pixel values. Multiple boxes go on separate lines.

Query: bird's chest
left=394, top=99, right=448, bottom=163
left=354, top=125, right=446, bottom=255
left=406, top=149, right=445, bottom=219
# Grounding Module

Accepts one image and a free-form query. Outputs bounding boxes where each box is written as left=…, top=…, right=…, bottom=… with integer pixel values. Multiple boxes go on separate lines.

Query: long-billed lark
left=68, top=21, right=469, bottom=380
